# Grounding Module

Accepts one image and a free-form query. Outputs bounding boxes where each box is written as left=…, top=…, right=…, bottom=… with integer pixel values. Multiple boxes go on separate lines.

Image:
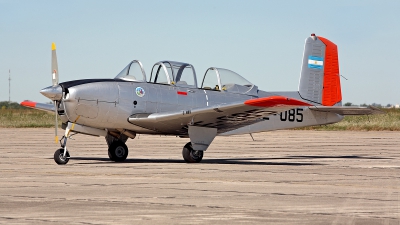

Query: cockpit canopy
left=115, top=60, right=257, bottom=96
left=149, top=61, right=197, bottom=88
left=201, top=68, right=257, bottom=95
left=115, top=60, right=147, bottom=82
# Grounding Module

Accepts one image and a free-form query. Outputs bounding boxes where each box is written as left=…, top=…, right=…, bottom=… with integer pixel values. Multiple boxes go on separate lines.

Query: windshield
left=115, top=60, right=146, bottom=82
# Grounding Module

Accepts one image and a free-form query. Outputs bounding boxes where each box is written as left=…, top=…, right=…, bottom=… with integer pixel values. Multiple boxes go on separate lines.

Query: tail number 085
left=280, top=108, right=303, bottom=122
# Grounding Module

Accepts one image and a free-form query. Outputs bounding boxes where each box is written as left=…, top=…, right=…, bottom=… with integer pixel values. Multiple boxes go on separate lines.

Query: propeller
left=52, top=42, right=59, bottom=143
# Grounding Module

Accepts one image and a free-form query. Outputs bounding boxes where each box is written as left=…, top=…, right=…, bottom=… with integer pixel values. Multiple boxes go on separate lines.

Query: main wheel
left=182, top=142, right=203, bottom=163
left=108, top=141, right=129, bottom=162
left=54, top=148, right=70, bottom=165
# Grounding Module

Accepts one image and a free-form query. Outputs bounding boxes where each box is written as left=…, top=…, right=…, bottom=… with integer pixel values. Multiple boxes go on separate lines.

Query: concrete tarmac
left=0, top=129, right=399, bottom=224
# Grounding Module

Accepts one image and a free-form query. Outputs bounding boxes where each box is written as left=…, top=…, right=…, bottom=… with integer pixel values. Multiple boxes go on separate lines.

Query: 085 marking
left=280, top=108, right=303, bottom=122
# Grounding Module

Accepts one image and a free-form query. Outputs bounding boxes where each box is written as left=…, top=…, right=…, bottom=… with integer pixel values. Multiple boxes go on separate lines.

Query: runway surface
left=0, top=129, right=399, bottom=224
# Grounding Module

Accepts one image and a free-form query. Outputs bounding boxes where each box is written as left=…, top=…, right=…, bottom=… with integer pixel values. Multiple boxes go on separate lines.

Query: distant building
left=396, top=104, right=400, bottom=109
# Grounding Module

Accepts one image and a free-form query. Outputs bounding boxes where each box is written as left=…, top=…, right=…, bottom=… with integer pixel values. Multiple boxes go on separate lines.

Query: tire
left=54, top=148, right=70, bottom=165
left=182, top=142, right=203, bottom=163
left=108, top=141, right=129, bottom=162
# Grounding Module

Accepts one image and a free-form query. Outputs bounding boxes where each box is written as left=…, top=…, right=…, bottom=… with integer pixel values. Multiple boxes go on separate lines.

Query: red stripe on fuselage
left=177, top=91, right=188, bottom=96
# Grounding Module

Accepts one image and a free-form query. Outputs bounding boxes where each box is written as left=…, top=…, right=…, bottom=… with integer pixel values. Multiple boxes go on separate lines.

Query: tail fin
left=298, top=34, right=342, bottom=106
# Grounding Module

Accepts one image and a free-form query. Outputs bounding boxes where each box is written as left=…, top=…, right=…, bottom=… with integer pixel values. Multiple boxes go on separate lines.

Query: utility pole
left=8, top=69, right=11, bottom=103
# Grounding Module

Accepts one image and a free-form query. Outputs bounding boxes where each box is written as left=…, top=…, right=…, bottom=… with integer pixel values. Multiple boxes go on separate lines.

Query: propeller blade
left=51, top=42, right=59, bottom=86
left=54, top=101, right=59, bottom=143
left=52, top=42, right=59, bottom=143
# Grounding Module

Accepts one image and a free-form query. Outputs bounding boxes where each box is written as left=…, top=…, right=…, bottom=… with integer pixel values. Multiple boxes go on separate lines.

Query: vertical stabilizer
left=298, top=34, right=342, bottom=106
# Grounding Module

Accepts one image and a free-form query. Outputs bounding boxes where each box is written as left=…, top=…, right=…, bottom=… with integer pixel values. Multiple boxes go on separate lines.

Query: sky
left=1, top=0, right=399, bottom=105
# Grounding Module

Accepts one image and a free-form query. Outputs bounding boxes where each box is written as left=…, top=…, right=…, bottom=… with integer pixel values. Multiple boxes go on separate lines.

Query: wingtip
left=52, top=42, right=56, bottom=51
left=20, top=100, right=37, bottom=108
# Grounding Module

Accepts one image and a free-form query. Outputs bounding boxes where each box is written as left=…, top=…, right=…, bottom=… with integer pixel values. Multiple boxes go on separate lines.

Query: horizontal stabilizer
left=20, top=100, right=55, bottom=113
left=309, top=106, right=384, bottom=115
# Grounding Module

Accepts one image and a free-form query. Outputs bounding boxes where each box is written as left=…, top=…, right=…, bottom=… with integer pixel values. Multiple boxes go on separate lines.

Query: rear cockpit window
left=201, top=67, right=256, bottom=95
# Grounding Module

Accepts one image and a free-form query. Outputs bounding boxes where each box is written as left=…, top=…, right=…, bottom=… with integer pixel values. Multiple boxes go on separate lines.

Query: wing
left=309, top=106, right=384, bottom=115
left=20, top=100, right=55, bottom=113
left=128, top=96, right=312, bottom=135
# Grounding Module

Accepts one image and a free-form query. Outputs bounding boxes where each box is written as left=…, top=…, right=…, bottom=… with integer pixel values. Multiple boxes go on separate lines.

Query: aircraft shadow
left=69, top=154, right=391, bottom=166
left=70, top=157, right=322, bottom=166
left=269, top=155, right=392, bottom=160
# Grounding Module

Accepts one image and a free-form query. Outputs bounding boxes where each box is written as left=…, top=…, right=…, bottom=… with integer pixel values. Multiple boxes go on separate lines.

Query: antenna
left=8, top=69, right=11, bottom=103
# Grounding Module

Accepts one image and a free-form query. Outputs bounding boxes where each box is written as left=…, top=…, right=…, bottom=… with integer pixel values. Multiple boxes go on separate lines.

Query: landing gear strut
left=182, top=142, right=204, bottom=163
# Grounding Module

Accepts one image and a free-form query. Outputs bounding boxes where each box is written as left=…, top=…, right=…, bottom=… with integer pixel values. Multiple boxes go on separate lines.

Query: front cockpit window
left=115, top=60, right=146, bottom=82
left=150, top=61, right=197, bottom=87
left=150, top=63, right=170, bottom=84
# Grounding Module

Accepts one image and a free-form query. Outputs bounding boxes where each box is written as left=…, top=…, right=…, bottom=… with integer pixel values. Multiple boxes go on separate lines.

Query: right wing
left=128, top=96, right=312, bottom=135
left=20, top=100, right=55, bottom=113
left=309, top=105, right=384, bottom=115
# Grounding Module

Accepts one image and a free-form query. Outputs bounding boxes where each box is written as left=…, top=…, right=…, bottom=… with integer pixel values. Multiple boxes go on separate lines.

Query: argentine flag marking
left=308, top=56, right=324, bottom=69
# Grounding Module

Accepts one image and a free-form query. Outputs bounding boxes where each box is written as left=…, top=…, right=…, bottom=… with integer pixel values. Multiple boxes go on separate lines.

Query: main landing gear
left=182, top=142, right=204, bottom=163
left=106, top=133, right=129, bottom=162
left=108, top=141, right=129, bottom=162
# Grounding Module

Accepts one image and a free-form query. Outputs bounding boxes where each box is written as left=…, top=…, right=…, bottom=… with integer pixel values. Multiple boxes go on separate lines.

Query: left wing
left=20, top=100, right=55, bottom=113
left=128, top=96, right=312, bottom=135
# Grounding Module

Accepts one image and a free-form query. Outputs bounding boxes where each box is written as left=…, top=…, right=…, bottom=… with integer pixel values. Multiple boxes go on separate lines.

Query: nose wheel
left=182, top=142, right=204, bottom=163
left=54, top=148, right=70, bottom=165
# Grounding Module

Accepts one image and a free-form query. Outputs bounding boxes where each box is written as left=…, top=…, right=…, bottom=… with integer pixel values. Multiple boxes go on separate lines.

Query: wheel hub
left=115, top=146, right=126, bottom=158
left=59, top=154, right=66, bottom=161
left=192, top=150, right=201, bottom=159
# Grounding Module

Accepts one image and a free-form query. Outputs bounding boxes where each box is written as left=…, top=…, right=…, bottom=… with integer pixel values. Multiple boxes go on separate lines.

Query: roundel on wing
left=135, top=87, right=145, bottom=97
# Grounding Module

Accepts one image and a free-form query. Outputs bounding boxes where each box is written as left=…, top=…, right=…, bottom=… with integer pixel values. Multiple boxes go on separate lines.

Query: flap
left=309, top=106, right=384, bottom=115
left=128, top=96, right=312, bottom=135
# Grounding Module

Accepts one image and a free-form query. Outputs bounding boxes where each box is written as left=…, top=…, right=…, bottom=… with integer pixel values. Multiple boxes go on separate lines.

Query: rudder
left=298, top=34, right=342, bottom=106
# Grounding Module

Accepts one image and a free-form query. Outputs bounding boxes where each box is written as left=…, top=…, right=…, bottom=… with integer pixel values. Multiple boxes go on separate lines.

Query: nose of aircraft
left=40, top=85, right=63, bottom=101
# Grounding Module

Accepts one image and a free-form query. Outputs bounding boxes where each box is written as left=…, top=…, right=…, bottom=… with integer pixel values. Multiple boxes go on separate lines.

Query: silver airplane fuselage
left=56, top=78, right=342, bottom=136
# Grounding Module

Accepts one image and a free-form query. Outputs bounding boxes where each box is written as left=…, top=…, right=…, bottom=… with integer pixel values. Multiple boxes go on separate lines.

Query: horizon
left=1, top=1, right=399, bottom=105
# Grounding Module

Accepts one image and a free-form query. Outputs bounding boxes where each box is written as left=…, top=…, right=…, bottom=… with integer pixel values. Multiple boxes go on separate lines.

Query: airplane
left=20, top=34, right=383, bottom=165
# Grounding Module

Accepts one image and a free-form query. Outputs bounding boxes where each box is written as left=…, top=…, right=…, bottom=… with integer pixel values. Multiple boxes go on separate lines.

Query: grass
left=295, top=108, right=400, bottom=131
left=0, top=108, right=60, bottom=128
left=1, top=106, right=399, bottom=131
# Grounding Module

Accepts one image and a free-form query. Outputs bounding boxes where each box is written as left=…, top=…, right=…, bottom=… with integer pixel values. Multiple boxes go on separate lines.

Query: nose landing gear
left=53, top=121, right=78, bottom=165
